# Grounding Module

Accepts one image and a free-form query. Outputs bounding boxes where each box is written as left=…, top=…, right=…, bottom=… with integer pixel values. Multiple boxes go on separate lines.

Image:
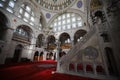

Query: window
left=62, top=20, right=66, bottom=25
left=77, top=17, right=81, bottom=21
left=67, top=24, right=71, bottom=29
left=58, top=27, right=61, bottom=31
left=50, top=13, right=82, bottom=32
left=54, top=22, right=57, bottom=26
left=23, top=18, right=28, bottom=22
left=39, top=23, right=42, bottom=27
left=58, top=16, right=61, bottom=20
left=8, top=1, right=15, bottom=8
left=67, top=19, right=70, bottom=23
left=78, top=22, right=82, bottom=27
left=18, top=14, right=22, bottom=18
left=0, top=0, right=16, bottom=13
left=62, top=26, right=66, bottom=30
left=14, top=28, right=29, bottom=37
left=6, top=7, right=13, bottom=13
left=54, top=28, right=56, bottom=32
left=18, top=4, right=35, bottom=26
left=0, top=3, right=3, bottom=7
left=67, top=14, right=70, bottom=18
left=19, top=8, right=23, bottom=14
left=62, top=14, right=65, bottom=19
left=24, top=12, right=29, bottom=18
left=31, top=12, right=34, bottom=16
left=72, top=17, right=76, bottom=22
left=30, top=22, right=34, bottom=26
left=72, top=23, right=76, bottom=28
left=26, top=6, right=31, bottom=12
left=58, top=21, right=61, bottom=26
left=31, top=17, right=34, bottom=22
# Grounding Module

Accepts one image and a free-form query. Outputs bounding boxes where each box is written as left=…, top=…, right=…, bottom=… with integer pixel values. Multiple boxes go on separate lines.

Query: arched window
left=14, top=28, right=29, bottom=37
left=18, top=4, right=35, bottom=26
left=0, top=0, right=16, bottom=13
left=50, top=13, right=82, bottom=32
left=13, top=25, right=32, bottom=43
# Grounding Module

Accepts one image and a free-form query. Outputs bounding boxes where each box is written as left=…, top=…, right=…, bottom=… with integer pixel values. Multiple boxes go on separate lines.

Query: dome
left=39, top=0, right=76, bottom=12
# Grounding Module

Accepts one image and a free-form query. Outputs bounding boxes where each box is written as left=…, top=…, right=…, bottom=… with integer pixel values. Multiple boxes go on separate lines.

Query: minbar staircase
left=58, top=26, right=96, bottom=71
left=56, top=27, right=118, bottom=80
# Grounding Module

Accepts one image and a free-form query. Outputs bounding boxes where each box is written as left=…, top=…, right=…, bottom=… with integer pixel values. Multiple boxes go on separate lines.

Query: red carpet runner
left=0, top=60, right=97, bottom=80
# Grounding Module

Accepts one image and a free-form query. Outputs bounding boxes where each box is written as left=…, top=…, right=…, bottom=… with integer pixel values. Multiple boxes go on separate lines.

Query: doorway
left=39, top=51, right=44, bottom=61
left=34, top=51, right=39, bottom=61
left=13, top=45, right=23, bottom=63
left=105, top=47, right=117, bottom=76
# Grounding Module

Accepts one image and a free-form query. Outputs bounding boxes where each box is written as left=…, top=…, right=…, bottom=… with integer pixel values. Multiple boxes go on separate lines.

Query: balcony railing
left=12, top=33, right=31, bottom=44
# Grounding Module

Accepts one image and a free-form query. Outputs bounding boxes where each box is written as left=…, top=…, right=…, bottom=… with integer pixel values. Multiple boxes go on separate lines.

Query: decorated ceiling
left=39, top=0, right=76, bottom=12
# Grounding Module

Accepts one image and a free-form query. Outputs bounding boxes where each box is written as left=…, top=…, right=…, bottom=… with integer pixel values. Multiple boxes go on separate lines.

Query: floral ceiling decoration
left=39, top=0, right=76, bottom=12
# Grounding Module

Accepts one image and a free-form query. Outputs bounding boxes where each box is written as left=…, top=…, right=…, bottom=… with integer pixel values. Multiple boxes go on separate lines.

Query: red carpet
left=0, top=60, right=97, bottom=80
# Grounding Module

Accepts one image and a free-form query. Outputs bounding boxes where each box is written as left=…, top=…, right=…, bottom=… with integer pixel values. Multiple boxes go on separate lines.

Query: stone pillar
left=75, top=63, right=77, bottom=72
left=71, top=38, right=74, bottom=47
left=95, top=22, right=109, bottom=76
left=55, top=39, right=61, bottom=71
left=29, top=36, right=37, bottom=61
left=83, top=63, right=86, bottom=74
left=56, top=39, right=61, bottom=61
left=43, top=35, right=48, bottom=49
left=0, top=28, right=14, bottom=64
left=93, top=63, right=97, bottom=75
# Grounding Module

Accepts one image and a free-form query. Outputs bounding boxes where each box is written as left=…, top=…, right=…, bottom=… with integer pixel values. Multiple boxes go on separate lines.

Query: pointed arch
left=36, top=34, right=45, bottom=48
left=74, top=29, right=87, bottom=44
left=47, top=35, right=56, bottom=50
left=13, top=44, right=23, bottom=63
left=59, top=32, right=71, bottom=49
left=13, top=25, right=33, bottom=44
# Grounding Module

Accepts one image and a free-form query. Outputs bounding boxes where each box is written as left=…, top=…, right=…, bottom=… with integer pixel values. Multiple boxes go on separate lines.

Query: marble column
left=55, top=39, right=61, bottom=71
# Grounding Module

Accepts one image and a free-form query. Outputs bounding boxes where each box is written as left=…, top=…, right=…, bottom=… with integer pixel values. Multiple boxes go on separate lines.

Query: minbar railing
left=57, top=26, right=118, bottom=80
left=59, top=27, right=96, bottom=63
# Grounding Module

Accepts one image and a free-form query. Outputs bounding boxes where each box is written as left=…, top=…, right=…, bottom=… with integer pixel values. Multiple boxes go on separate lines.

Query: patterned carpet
left=0, top=60, right=97, bottom=80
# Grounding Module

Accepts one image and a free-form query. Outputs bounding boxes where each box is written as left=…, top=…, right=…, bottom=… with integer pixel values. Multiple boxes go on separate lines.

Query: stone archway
left=39, top=51, right=44, bottom=61
left=59, top=33, right=71, bottom=49
left=59, top=51, right=66, bottom=59
left=33, top=51, right=39, bottom=61
left=74, top=29, right=87, bottom=44
left=105, top=47, right=118, bottom=76
left=13, top=44, right=23, bottom=63
left=47, top=35, right=56, bottom=50
left=36, top=34, right=44, bottom=48
left=14, top=25, right=33, bottom=42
